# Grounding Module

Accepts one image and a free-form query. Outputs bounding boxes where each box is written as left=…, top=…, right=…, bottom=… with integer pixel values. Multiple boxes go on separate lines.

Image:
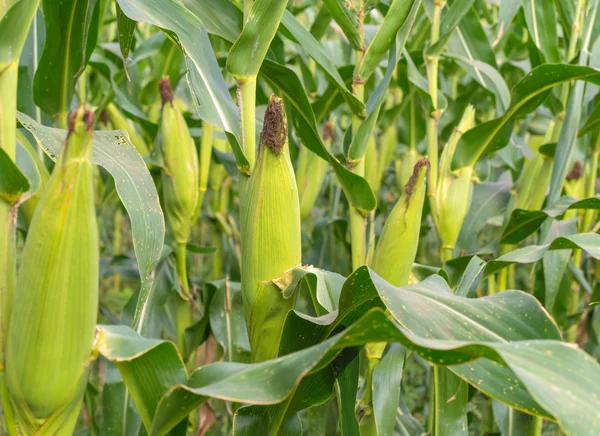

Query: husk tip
left=404, top=158, right=430, bottom=199
left=260, top=95, right=287, bottom=155
left=67, top=108, right=95, bottom=135
left=159, top=77, right=174, bottom=106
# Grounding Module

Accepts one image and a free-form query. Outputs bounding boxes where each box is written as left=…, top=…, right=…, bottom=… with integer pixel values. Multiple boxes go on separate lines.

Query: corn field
left=2, top=0, right=600, bottom=434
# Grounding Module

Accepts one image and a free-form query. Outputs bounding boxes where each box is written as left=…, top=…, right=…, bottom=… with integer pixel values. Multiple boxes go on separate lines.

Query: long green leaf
left=355, top=0, right=418, bottom=82
left=116, top=3, right=136, bottom=62
left=521, top=0, right=560, bottom=63
left=0, top=0, right=40, bottom=69
left=33, top=0, right=99, bottom=119
left=501, top=196, right=600, bottom=244
left=485, top=233, right=600, bottom=275
left=452, top=64, right=600, bottom=170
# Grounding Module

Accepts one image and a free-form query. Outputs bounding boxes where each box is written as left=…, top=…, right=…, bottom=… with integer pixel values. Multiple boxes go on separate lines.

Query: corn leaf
left=521, top=0, right=560, bottom=63
left=101, top=268, right=600, bottom=435
left=116, top=3, right=136, bottom=62
left=452, top=64, right=600, bottom=170
left=355, top=0, right=419, bottom=82
left=372, top=345, right=406, bottom=436
left=33, top=0, right=100, bottom=119
left=485, top=233, right=600, bottom=275
left=0, top=0, right=40, bottom=69
left=501, top=196, right=600, bottom=244
left=322, top=0, right=362, bottom=50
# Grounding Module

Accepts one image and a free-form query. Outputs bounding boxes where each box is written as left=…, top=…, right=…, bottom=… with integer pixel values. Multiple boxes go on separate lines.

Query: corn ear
left=297, top=122, right=331, bottom=218
left=159, top=77, right=199, bottom=248
left=6, top=109, right=99, bottom=433
left=241, top=96, right=301, bottom=362
left=435, top=106, right=476, bottom=253
left=372, top=159, right=429, bottom=287
left=106, top=102, right=149, bottom=157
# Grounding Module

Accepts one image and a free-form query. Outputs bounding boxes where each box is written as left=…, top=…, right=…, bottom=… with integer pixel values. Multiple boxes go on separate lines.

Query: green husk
left=435, top=106, right=476, bottom=257
left=6, top=108, right=98, bottom=433
left=241, top=96, right=301, bottom=362
left=372, top=159, right=429, bottom=287
left=159, top=77, right=199, bottom=250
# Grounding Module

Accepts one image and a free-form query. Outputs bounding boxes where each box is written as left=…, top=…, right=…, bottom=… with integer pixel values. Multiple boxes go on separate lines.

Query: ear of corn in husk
left=106, top=102, right=150, bottom=157
left=434, top=106, right=476, bottom=259
left=159, top=77, right=199, bottom=252
left=241, top=95, right=301, bottom=362
left=296, top=121, right=331, bottom=219
left=372, top=159, right=429, bottom=287
left=6, top=108, right=99, bottom=434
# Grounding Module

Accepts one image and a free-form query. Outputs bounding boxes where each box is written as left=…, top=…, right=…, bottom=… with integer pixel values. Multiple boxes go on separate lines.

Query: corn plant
left=2, top=0, right=600, bottom=435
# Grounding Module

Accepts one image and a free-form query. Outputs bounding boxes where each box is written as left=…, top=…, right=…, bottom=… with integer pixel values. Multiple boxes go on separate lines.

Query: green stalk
left=197, top=122, right=214, bottom=218
left=350, top=80, right=366, bottom=271
left=425, top=0, right=444, bottom=215
left=0, top=63, right=17, bottom=436
left=175, top=243, right=192, bottom=357
left=238, top=78, right=257, bottom=203
left=581, top=137, right=599, bottom=233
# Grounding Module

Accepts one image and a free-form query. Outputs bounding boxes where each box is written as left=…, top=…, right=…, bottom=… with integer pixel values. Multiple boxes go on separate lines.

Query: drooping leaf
left=500, top=196, right=600, bottom=244
left=116, top=3, right=136, bottom=62
left=486, top=233, right=600, bottom=276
